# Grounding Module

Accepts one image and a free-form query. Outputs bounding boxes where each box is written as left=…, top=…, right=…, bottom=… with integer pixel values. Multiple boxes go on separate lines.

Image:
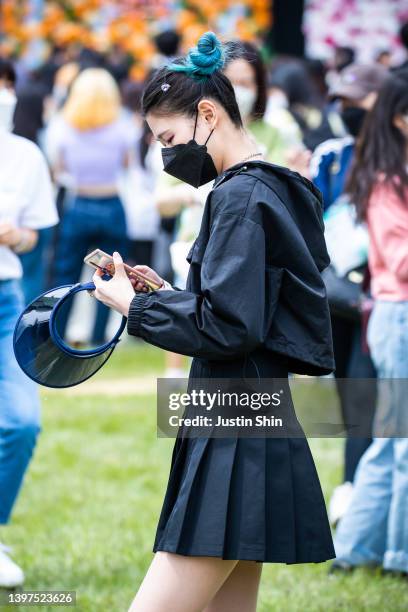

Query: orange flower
left=129, top=63, right=147, bottom=82
left=0, top=0, right=272, bottom=66
left=178, top=9, right=199, bottom=30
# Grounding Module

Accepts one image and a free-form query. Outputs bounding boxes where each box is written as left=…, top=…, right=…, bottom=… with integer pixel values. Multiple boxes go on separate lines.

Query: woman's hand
left=92, top=252, right=137, bottom=317
left=0, top=223, right=24, bottom=247
left=129, top=265, right=164, bottom=293
left=0, top=223, right=37, bottom=252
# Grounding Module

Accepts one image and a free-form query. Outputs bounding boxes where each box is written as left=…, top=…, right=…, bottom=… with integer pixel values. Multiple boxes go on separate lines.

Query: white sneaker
left=0, top=542, right=25, bottom=588
left=328, top=481, right=354, bottom=527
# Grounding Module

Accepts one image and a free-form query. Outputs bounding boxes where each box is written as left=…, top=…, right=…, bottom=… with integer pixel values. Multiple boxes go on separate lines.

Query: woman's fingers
left=135, top=281, right=149, bottom=292
left=112, top=251, right=127, bottom=277
left=94, top=275, right=103, bottom=287
left=92, top=272, right=104, bottom=301
left=129, top=276, right=148, bottom=292
left=132, top=264, right=162, bottom=287
left=132, top=264, right=151, bottom=273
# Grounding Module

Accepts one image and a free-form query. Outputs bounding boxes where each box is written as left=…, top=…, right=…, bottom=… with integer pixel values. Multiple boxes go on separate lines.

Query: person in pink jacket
left=367, top=178, right=408, bottom=301
left=331, top=69, right=408, bottom=577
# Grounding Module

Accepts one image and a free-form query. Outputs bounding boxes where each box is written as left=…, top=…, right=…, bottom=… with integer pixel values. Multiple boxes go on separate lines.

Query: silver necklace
left=240, top=151, right=264, bottom=163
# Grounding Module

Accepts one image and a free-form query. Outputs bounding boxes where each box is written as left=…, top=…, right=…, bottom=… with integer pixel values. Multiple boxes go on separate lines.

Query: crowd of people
left=0, top=22, right=408, bottom=588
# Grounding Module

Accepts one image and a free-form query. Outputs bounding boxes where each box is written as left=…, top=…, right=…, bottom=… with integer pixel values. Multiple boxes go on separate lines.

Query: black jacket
left=127, top=160, right=335, bottom=376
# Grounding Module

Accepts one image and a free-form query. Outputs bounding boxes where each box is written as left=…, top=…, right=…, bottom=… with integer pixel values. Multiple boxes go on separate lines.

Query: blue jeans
left=18, top=227, right=54, bottom=305
left=333, top=300, right=408, bottom=572
left=0, top=279, right=41, bottom=524
left=53, top=194, right=129, bottom=344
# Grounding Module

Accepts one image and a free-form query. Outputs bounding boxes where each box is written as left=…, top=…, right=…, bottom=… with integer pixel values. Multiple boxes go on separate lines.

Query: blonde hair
left=63, top=68, right=121, bottom=130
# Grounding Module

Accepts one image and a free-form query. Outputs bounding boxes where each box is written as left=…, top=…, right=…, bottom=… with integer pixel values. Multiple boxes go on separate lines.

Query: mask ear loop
left=193, top=109, right=199, bottom=139
left=193, top=109, right=214, bottom=145
left=204, top=127, right=215, bottom=146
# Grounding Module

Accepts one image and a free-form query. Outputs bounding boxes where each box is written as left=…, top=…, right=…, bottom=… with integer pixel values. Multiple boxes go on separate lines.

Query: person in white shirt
left=0, top=58, right=58, bottom=588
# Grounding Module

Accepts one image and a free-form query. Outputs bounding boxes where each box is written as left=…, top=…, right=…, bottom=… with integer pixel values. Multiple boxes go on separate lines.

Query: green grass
left=1, top=346, right=407, bottom=611
left=99, top=340, right=167, bottom=378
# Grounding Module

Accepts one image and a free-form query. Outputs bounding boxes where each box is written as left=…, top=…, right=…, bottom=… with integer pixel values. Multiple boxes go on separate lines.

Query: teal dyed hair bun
left=189, top=31, right=225, bottom=74
left=166, top=31, right=225, bottom=82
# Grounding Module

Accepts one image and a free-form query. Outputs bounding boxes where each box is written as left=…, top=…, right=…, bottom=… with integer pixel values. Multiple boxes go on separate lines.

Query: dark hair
left=0, top=57, right=16, bottom=86
left=346, top=70, right=408, bottom=221
left=334, top=46, right=355, bottom=72
left=305, top=58, right=328, bottom=99
left=268, top=59, right=317, bottom=107
left=141, top=31, right=243, bottom=129
left=139, top=119, right=154, bottom=169
left=121, top=80, right=143, bottom=113
left=224, top=40, right=267, bottom=120
left=154, top=29, right=181, bottom=57
left=399, top=22, right=408, bottom=50
left=78, top=47, right=106, bottom=71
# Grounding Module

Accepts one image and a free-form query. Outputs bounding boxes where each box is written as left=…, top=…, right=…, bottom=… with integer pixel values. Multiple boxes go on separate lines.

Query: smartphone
left=83, top=249, right=162, bottom=291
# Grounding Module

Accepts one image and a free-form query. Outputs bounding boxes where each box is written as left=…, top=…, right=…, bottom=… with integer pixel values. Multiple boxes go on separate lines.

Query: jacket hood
left=214, top=160, right=330, bottom=273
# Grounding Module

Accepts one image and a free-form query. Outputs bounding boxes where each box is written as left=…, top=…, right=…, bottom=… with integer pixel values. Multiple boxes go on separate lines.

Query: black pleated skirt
left=152, top=348, right=335, bottom=563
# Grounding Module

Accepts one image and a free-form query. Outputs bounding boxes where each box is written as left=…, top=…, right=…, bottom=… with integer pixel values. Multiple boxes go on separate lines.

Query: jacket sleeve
left=126, top=212, right=269, bottom=360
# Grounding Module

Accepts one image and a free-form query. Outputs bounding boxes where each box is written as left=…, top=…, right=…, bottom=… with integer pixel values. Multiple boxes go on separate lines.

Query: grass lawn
left=1, top=344, right=407, bottom=611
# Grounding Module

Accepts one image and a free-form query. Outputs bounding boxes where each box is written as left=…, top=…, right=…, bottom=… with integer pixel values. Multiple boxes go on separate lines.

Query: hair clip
left=161, top=82, right=171, bottom=92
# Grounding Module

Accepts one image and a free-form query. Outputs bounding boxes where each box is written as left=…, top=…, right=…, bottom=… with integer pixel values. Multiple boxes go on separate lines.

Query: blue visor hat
left=13, top=282, right=127, bottom=389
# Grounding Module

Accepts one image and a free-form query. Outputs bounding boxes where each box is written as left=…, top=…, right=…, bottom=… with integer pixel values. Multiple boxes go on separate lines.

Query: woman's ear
left=197, top=98, right=218, bottom=129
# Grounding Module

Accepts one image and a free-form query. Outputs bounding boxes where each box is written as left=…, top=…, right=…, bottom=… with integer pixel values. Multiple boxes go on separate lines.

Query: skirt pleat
left=152, top=350, right=335, bottom=563
left=265, top=437, right=297, bottom=562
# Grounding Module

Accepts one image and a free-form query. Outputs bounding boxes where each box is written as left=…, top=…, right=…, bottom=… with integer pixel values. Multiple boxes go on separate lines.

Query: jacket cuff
left=127, top=291, right=151, bottom=336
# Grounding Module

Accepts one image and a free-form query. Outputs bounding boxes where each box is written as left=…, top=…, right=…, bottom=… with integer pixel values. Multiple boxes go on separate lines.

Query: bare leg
left=165, top=352, right=187, bottom=376
left=203, top=560, right=263, bottom=612
left=128, top=552, right=239, bottom=612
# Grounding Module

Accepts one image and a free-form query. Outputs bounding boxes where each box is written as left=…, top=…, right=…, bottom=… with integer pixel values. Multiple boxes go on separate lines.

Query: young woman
left=224, top=42, right=314, bottom=179
left=331, top=70, right=408, bottom=576
left=50, top=67, right=136, bottom=344
left=92, top=32, right=336, bottom=611
left=310, top=63, right=388, bottom=527
left=222, top=41, right=286, bottom=165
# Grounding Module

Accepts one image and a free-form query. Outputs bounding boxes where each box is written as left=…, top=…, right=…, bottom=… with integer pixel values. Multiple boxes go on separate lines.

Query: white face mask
left=0, top=87, right=17, bottom=132
left=233, top=84, right=257, bottom=120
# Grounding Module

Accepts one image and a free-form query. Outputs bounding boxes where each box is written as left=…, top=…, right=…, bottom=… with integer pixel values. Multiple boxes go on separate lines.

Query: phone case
left=83, top=249, right=162, bottom=291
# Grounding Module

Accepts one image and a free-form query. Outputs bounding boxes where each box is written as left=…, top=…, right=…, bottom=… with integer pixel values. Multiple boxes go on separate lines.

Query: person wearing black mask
left=310, top=63, right=389, bottom=528
left=340, top=104, right=367, bottom=138
left=335, top=65, right=385, bottom=138
left=90, top=30, right=336, bottom=612
left=312, top=63, right=389, bottom=211
left=160, top=106, right=218, bottom=187
left=339, top=64, right=391, bottom=137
